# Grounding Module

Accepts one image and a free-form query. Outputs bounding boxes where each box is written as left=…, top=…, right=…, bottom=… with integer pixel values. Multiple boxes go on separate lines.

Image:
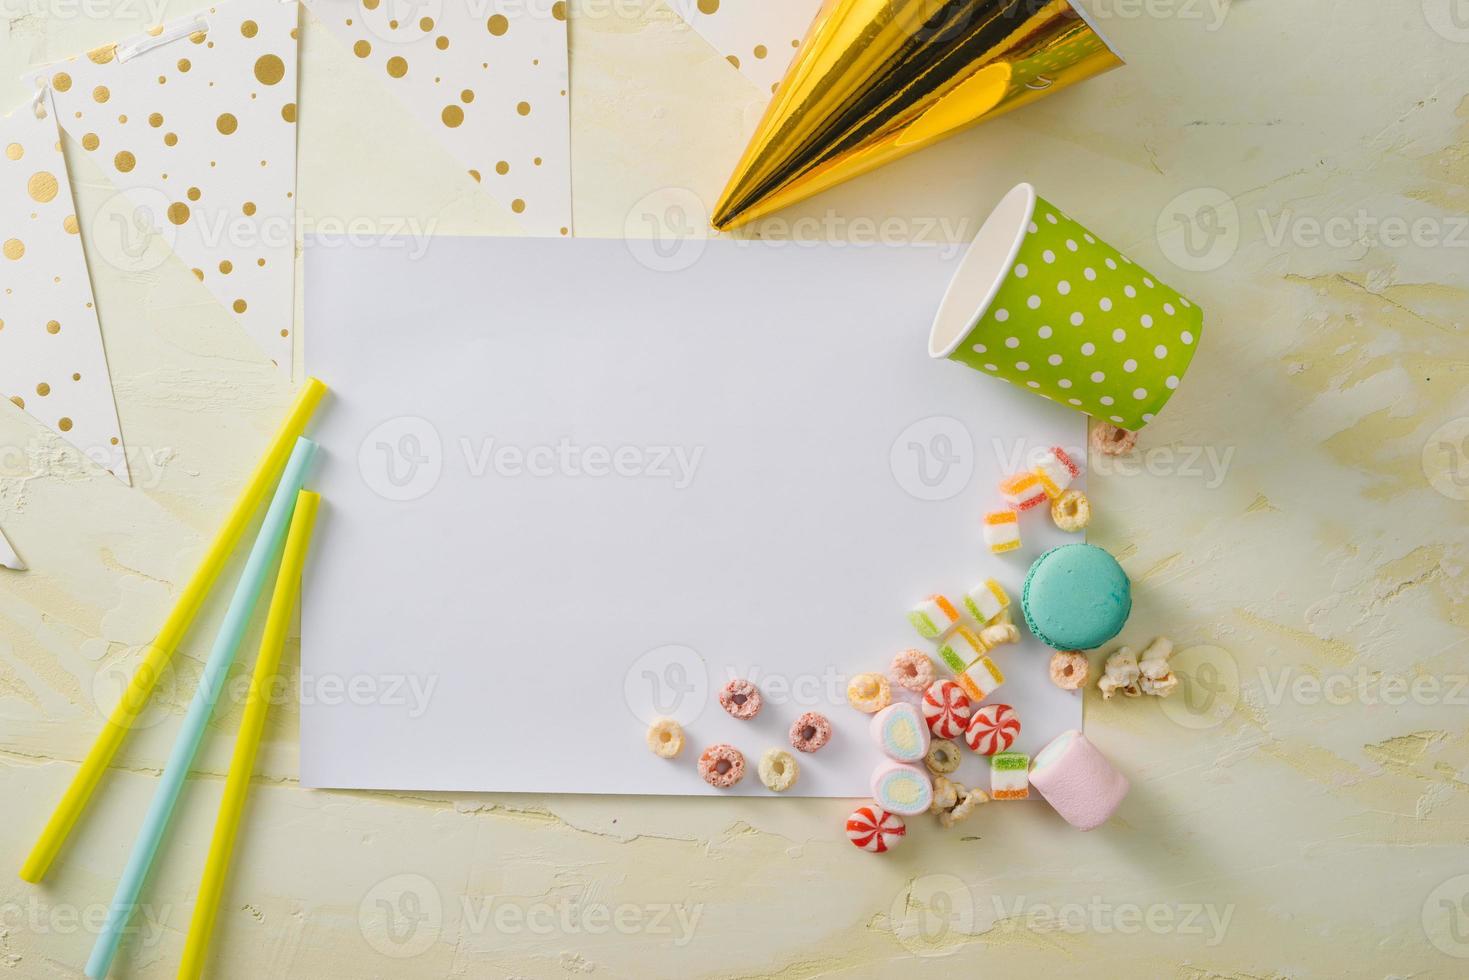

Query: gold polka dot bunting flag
left=29, top=0, right=301, bottom=373
left=0, top=91, right=131, bottom=483
left=301, top=0, right=572, bottom=237
left=668, top=0, right=821, bottom=94
left=0, top=523, right=22, bottom=570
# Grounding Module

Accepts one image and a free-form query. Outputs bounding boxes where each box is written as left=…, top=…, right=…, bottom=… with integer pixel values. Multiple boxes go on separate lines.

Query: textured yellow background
left=2, top=1, right=1467, bottom=976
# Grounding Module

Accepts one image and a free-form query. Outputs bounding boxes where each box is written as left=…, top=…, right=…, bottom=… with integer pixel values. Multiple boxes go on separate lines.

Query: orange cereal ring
left=1049, top=650, right=1089, bottom=690
left=846, top=672, right=892, bottom=713
left=698, top=744, right=746, bottom=788
left=1091, top=423, right=1137, bottom=457
left=718, top=679, right=763, bottom=719
left=890, top=649, right=936, bottom=693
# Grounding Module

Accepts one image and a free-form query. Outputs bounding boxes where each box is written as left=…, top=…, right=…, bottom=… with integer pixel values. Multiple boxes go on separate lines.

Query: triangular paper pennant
left=302, top=0, right=572, bottom=237
left=667, top=0, right=822, bottom=94
left=30, top=0, right=301, bottom=372
left=0, top=524, right=23, bottom=570
left=0, top=91, right=131, bottom=483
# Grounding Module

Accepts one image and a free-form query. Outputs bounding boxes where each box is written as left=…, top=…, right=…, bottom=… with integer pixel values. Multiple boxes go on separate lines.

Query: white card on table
left=302, top=237, right=1083, bottom=797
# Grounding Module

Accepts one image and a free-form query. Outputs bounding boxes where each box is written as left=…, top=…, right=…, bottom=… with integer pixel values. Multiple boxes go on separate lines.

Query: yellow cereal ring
left=646, top=718, right=685, bottom=759
left=846, top=672, right=892, bottom=713
left=1050, top=489, right=1092, bottom=533
left=758, top=748, right=800, bottom=792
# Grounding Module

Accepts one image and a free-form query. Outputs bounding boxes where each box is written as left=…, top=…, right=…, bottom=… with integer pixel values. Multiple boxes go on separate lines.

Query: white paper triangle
left=302, top=0, right=572, bottom=237
left=30, top=0, right=301, bottom=373
left=666, top=0, right=821, bottom=94
left=0, top=91, right=131, bottom=483
left=0, top=524, right=23, bottom=570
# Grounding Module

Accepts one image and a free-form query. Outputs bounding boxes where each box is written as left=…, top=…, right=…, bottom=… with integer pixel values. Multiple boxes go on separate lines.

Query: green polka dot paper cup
left=930, top=183, right=1202, bottom=430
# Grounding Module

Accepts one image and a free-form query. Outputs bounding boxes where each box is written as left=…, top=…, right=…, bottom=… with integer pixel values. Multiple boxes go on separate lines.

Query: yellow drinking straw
left=177, top=490, right=320, bottom=980
left=19, top=379, right=327, bottom=884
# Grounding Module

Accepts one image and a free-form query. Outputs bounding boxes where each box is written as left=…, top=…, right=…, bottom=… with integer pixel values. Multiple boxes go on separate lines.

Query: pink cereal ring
left=790, top=711, right=833, bottom=753
left=890, top=649, right=936, bottom=693
left=718, top=679, right=763, bottom=720
left=1091, top=423, right=1138, bottom=457
left=698, top=744, right=746, bottom=788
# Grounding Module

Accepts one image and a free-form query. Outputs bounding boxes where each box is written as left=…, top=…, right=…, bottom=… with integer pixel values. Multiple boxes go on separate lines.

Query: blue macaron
left=1022, top=544, right=1131, bottom=650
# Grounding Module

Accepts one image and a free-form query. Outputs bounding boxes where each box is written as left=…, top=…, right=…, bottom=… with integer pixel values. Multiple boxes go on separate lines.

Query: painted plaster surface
left=2, top=0, right=1467, bottom=976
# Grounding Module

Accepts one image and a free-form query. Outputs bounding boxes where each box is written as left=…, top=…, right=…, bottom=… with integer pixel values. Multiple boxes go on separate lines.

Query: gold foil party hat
left=710, top=0, right=1123, bottom=231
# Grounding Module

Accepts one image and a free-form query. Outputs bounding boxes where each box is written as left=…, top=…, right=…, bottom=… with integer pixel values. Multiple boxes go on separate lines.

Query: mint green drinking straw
left=84, top=437, right=317, bottom=978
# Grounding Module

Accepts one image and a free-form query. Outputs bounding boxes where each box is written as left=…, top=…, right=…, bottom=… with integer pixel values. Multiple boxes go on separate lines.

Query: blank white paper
left=302, top=236, right=1083, bottom=797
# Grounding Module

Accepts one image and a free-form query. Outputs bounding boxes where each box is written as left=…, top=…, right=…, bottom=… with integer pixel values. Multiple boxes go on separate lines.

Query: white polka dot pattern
left=947, top=191, right=1204, bottom=429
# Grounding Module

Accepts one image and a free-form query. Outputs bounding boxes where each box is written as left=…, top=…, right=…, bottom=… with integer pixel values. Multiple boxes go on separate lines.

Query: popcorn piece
left=908, top=594, right=961, bottom=639
left=1138, top=636, right=1178, bottom=697
left=924, top=739, right=963, bottom=775
left=871, top=702, right=930, bottom=763
left=999, top=472, right=1048, bottom=511
left=890, top=649, right=936, bottom=693
left=936, top=625, right=988, bottom=673
left=1033, top=446, right=1081, bottom=498
left=846, top=804, right=906, bottom=853
left=1048, top=650, right=1090, bottom=691
left=1097, top=646, right=1141, bottom=700
left=847, top=672, right=893, bottom=713
left=646, top=718, right=685, bottom=759
left=990, top=752, right=1030, bottom=800
left=871, top=761, right=934, bottom=816
left=698, top=744, right=746, bottom=788
left=930, top=774, right=963, bottom=813
left=921, top=680, right=971, bottom=739
left=983, top=509, right=1022, bottom=553
left=963, top=578, right=1011, bottom=624
left=790, top=711, right=833, bottom=753
left=956, top=655, right=1005, bottom=703
left=718, top=679, right=763, bottom=720
left=936, top=783, right=989, bottom=829
left=1091, top=423, right=1138, bottom=457
left=979, top=622, right=1020, bottom=648
left=1050, top=489, right=1091, bottom=533
left=965, top=703, right=1020, bottom=755
left=758, top=749, right=799, bottom=792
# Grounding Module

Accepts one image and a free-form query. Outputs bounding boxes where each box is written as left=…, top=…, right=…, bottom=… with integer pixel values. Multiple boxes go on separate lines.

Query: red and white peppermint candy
left=846, top=804, right=906, bottom=853
left=922, top=680, right=972, bottom=739
left=965, top=703, right=1020, bottom=755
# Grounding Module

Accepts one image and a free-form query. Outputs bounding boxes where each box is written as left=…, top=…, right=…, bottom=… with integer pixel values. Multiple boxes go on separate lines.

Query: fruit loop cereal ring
left=921, top=680, right=971, bottom=739
left=925, top=739, right=963, bottom=774
left=646, top=718, right=685, bottom=759
left=789, top=711, right=832, bottom=753
left=1051, top=489, right=1091, bottom=533
left=1049, top=650, right=1089, bottom=690
left=846, top=804, right=906, bottom=853
left=1091, top=423, right=1138, bottom=457
left=846, top=672, right=892, bottom=713
left=966, top=703, right=1020, bottom=755
left=718, top=679, right=763, bottom=720
left=890, top=649, right=936, bottom=692
left=698, top=744, right=746, bottom=789
left=758, top=749, right=800, bottom=792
